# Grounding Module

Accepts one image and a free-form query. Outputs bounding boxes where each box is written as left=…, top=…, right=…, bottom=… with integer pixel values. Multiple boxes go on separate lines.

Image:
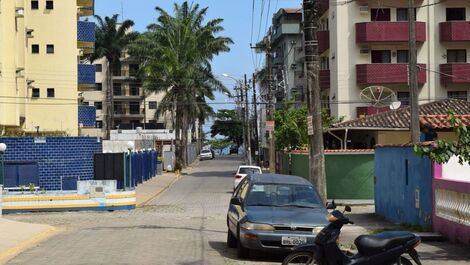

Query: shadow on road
left=208, top=240, right=285, bottom=263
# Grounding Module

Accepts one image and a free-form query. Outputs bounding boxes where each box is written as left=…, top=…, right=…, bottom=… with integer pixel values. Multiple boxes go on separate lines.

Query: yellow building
left=0, top=0, right=95, bottom=136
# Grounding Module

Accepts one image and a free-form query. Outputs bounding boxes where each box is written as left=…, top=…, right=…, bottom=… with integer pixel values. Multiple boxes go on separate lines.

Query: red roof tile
left=334, top=99, right=470, bottom=129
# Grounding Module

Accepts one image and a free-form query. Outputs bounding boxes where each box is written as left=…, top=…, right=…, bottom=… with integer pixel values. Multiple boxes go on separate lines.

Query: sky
left=95, top=0, right=301, bottom=132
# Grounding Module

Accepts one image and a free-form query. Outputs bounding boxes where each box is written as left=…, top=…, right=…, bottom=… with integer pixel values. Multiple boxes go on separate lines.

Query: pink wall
left=433, top=162, right=470, bottom=244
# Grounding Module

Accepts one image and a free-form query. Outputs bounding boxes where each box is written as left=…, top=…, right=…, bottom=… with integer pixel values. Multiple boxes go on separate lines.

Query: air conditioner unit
left=360, top=48, right=370, bottom=54
left=15, top=8, right=24, bottom=18
left=26, top=28, right=34, bottom=38
left=359, top=6, right=369, bottom=14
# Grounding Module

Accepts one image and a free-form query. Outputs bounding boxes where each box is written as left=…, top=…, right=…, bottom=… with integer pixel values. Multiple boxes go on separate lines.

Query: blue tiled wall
left=78, top=64, right=96, bottom=85
left=77, top=21, right=96, bottom=42
left=0, top=137, right=102, bottom=190
left=78, top=105, right=96, bottom=127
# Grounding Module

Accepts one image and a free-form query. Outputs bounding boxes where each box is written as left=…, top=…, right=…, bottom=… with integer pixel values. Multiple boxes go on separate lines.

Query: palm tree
left=90, top=15, right=138, bottom=139
left=128, top=2, right=232, bottom=170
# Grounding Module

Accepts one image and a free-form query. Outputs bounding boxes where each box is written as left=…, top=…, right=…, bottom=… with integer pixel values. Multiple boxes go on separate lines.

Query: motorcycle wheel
left=282, top=251, right=316, bottom=265
left=396, top=256, right=413, bottom=265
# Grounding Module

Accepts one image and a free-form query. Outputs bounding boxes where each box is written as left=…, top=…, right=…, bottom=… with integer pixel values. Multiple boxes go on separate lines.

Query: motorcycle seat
left=354, top=231, right=415, bottom=256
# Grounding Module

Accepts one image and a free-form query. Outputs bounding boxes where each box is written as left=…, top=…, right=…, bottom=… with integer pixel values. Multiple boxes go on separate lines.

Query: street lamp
left=0, top=143, right=6, bottom=186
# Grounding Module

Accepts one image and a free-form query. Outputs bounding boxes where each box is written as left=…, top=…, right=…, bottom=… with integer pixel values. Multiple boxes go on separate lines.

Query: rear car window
left=239, top=168, right=261, bottom=174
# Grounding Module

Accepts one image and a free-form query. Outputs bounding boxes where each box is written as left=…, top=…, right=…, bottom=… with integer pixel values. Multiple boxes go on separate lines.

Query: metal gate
left=4, top=162, right=39, bottom=188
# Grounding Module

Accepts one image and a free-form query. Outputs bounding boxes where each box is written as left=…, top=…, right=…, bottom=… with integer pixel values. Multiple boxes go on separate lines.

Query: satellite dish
left=390, top=101, right=402, bottom=110
left=360, top=86, right=396, bottom=107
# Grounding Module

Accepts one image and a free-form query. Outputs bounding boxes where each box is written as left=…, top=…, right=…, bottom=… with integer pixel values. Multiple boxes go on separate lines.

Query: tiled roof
left=333, top=99, right=470, bottom=129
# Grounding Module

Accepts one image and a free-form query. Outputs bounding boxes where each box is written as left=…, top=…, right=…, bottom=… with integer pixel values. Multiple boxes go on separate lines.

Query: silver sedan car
left=226, top=174, right=328, bottom=258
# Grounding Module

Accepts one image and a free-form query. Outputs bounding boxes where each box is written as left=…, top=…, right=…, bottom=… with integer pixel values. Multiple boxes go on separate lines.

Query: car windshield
left=202, top=150, right=211, bottom=153
left=246, top=183, right=322, bottom=208
left=238, top=168, right=261, bottom=174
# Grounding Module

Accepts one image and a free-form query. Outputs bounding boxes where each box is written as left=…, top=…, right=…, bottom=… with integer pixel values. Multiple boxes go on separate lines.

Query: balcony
left=440, top=64, right=470, bottom=84
left=77, top=21, right=95, bottom=54
left=356, top=64, right=427, bottom=85
left=78, top=105, right=96, bottom=128
left=356, top=22, right=426, bottom=43
left=319, top=69, right=330, bottom=89
left=113, top=109, right=145, bottom=118
left=317, top=31, right=329, bottom=54
left=112, top=69, right=140, bottom=80
left=78, top=64, right=96, bottom=91
left=440, top=22, right=470, bottom=41
left=318, top=0, right=329, bottom=15
left=77, top=0, right=94, bottom=16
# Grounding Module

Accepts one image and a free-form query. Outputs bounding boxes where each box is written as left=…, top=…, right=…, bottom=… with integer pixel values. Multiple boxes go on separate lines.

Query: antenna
left=360, top=86, right=396, bottom=108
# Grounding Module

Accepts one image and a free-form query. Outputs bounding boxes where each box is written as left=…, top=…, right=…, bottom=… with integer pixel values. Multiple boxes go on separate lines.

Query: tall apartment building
left=313, top=0, right=470, bottom=120
left=0, top=0, right=95, bottom=136
left=270, top=9, right=304, bottom=107
left=81, top=56, right=171, bottom=138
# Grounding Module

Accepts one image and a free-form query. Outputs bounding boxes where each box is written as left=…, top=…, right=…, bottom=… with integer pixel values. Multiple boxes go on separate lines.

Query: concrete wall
left=375, top=146, right=433, bottom=227
left=0, top=137, right=102, bottom=190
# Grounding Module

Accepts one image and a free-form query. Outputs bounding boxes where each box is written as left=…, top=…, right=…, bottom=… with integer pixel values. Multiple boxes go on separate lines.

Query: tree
left=128, top=2, right=232, bottom=170
left=414, top=111, right=470, bottom=165
left=90, top=15, right=138, bottom=139
left=210, top=109, right=243, bottom=146
left=208, top=138, right=233, bottom=151
left=275, top=105, right=309, bottom=151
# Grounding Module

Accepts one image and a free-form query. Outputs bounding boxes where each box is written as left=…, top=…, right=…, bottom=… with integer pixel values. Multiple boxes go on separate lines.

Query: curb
left=136, top=174, right=180, bottom=208
left=0, top=226, right=62, bottom=265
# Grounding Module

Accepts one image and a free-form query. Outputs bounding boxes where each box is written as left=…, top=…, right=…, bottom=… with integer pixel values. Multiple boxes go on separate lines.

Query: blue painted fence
left=123, top=150, right=158, bottom=189
left=374, top=146, right=433, bottom=228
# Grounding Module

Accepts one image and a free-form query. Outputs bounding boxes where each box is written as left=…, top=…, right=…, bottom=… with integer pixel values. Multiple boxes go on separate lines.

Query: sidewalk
left=135, top=172, right=180, bottom=207
left=0, top=218, right=58, bottom=265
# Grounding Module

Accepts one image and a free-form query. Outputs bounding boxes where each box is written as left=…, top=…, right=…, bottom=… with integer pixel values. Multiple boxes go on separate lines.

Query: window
left=397, top=92, right=410, bottom=105
left=130, top=85, right=140, bottom=96
left=31, top=0, right=39, bottom=9
left=46, top=1, right=53, bottom=10
left=371, top=8, right=391, bottom=21
left=371, top=50, right=391, bottom=63
left=448, top=91, right=468, bottom=100
left=149, top=119, right=157, bottom=124
left=129, top=64, right=139, bottom=76
left=396, top=8, right=416, bottom=21
left=96, top=121, right=103, bottom=128
left=94, top=101, right=103, bottom=110
left=320, top=57, right=329, bottom=70
left=47, top=88, right=55, bottom=98
left=397, top=50, right=409, bottom=63
left=95, top=64, right=102, bottom=72
left=149, top=101, right=157, bottom=109
left=82, top=101, right=89, bottom=106
left=113, top=83, right=122, bottom=96
left=129, top=102, right=140, bottom=114
left=447, top=49, right=467, bottom=63
left=46, top=44, right=54, bottom=54
left=245, top=184, right=322, bottom=208
left=32, top=44, right=39, bottom=54
left=446, top=8, right=466, bottom=21
left=131, top=120, right=140, bottom=127
left=95, top=83, right=102, bottom=91
left=32, top=88, right=40, bottom=98
left=114, top=102, right=123, bottom=114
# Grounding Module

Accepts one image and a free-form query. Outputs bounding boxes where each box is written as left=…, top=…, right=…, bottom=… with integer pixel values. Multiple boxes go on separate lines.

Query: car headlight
left=312, top=226, right=325, bottom=235
left=241, top=222, right=275, bottom=231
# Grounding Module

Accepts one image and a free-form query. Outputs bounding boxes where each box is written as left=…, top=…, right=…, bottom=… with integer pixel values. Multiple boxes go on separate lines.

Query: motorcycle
left=282, top=202, right=422, bottom=265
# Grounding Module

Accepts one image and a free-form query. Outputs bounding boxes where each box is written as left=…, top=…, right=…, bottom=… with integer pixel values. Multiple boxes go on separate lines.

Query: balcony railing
left=77, top=0, right=94, bottom=16
left=440, top=63, right=470, bottom=84
left=317, top=31, right=329, bottom=54
left=356, top=64, right=427, bottom=85
left=78, top=64, right=96, bottom=91
left=77, top=0, right=94, bottom=7
left=440, top=21, right=470, bottom=41
left=77, top=21, right=95, bottom=54
left=356, top=22, right=426, bottom=43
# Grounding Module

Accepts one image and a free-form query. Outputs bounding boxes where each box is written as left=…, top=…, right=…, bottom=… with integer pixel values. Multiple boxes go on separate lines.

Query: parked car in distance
left=226, top=174, right=328, bottom=258
left=234, top=165, right=262, bottom=189
left=230, top=145, right=239, bottom=155
left=200, top=149, right=214, bottom=160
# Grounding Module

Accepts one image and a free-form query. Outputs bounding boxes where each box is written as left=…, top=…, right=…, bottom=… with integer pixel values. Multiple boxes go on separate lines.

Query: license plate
left=281, top=236, right=307, bottom=246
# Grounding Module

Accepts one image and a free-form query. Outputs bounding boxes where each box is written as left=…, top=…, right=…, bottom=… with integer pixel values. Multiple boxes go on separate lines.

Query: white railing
left=435, top=188, right=470, bottom=226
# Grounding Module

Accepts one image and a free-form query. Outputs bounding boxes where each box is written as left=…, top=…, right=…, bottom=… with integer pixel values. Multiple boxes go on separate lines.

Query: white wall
left=442, top=156, right=470, bottom=182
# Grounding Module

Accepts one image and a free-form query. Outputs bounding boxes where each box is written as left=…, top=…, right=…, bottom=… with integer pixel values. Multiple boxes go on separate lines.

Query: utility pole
left=244, top=74, right=252, bottom=165
left=409, top=0, right=420, bottom=143
left=266, top=30, right=275, bottom=173
left=252, top=73, right=260, bottom=166
left=303, top=0, right=327, bottom=202
left=239, top=83, right=247, bottom=159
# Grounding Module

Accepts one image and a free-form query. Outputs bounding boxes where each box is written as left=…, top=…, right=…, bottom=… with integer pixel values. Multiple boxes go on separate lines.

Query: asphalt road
left=5, top=156, right=470, bottom=265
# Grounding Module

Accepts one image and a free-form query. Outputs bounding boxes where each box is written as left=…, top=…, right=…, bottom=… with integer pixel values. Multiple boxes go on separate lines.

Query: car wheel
left=227, top=229, right=237, bottom=248
left=237, top=228, right=250, bottom=259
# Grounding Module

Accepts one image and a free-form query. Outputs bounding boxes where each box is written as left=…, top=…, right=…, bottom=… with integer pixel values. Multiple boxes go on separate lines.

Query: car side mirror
left=326, top=200, right=337, bottom=210
left=344, top=205, right=352, bottom=212
left=230, top=197, right=242, bottom=206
